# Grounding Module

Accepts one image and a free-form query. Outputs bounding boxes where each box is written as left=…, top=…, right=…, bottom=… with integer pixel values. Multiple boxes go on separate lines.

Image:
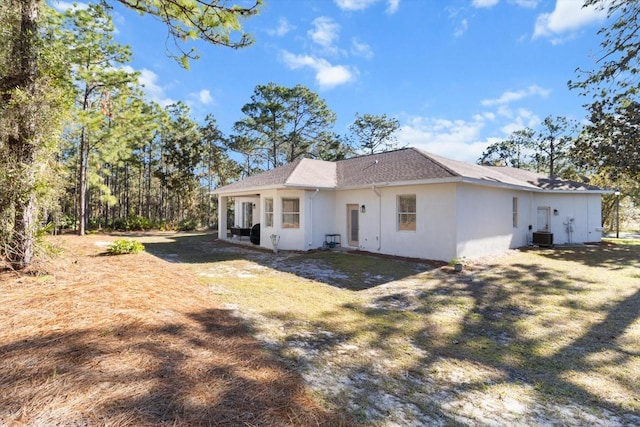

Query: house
left=213, top=148, right=609, bottom=262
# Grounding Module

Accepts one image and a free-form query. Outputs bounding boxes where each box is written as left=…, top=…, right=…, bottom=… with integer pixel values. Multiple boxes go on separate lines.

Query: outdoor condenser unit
left=532, top=232, right=553, bottom=247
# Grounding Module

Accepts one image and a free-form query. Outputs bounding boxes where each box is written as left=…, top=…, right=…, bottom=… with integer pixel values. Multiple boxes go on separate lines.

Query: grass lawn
left=2, top=232, right=639, bottom=426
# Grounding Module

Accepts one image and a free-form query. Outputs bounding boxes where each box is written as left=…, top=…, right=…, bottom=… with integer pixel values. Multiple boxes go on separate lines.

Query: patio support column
left=218, top=196, right=228, bottom=239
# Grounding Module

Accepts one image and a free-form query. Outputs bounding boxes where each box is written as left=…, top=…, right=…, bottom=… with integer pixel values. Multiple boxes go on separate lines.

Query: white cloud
left=454, top=19, right=469, bottom=38
left=481, top=85, right=550, bottom=107
left=51, top=1, right=88, bottom=11
left=135, top=68, right=176, bottom=107
left=351, top=38, right=374, bottom=59
left=533, top=0, right=607, bottom=40
left=197, top=89, right=213, bottom=105
left=397, top=116, right=489, bottom=162
left=386, top=0, right=400, bottom=14
left=472, top=0, right=499, bottom=8
left=267, top=17, right=295, bottom=37
left=281, top=51, right=358, bottom=90
left=472, top=0, right=540, bottom=9
left=334, top=0, right=400, bottom=14
left=308, top=16, right=341, bottom=54
left=500, top=109, right=540, bottom=134
left=510, top=0, right=539, bottom=8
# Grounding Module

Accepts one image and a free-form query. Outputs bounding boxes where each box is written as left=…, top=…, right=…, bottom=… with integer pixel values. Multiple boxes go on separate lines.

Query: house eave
left=212, top=177, right=611, bottom=196
left=212, top=185, right=280, bottom=196
left=461, top=177, right=611, bottom=193
left=336, top=177, right=463, bottom=191
left=283, top=184, right=335, bottom=190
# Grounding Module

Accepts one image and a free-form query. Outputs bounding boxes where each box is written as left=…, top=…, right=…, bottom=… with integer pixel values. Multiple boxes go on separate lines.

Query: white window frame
left=397, top=194, right=416, bottom=231
left=264, top=197, right=274, bottom=228
left=512, top=197, right=518, bottom=228
left=282, top=198, right=300, bottom=229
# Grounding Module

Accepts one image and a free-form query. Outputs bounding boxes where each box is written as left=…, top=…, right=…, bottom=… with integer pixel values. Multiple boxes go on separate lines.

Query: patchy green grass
left=139, top=232, right=640, bottom=425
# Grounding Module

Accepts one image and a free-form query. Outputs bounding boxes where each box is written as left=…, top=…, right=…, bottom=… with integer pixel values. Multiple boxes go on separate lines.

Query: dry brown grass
left=0, top=234, right=350, bottom=426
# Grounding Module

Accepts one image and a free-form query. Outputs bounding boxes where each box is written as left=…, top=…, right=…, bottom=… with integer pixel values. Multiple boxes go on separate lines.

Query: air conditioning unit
left=533, top=232, right=553, bottom=247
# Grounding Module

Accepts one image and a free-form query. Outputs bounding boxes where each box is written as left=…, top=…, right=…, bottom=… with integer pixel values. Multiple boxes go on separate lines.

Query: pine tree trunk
left=78, top=127, right=87, bottom=235
left=5, top=0, right=40, bottom=270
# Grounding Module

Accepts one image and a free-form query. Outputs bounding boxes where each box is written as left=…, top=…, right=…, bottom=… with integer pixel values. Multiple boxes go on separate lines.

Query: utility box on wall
left=532, top=231, right=553, bottom=247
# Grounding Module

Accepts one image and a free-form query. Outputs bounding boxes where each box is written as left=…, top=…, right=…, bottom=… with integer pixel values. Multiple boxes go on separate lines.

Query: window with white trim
left=512, top=197, right=518, bottom=228
left=282, top=198, right=300, bottom=229
left=264, top=198, right=273, bottom=227
left=397, top=195, right=416, bottom=231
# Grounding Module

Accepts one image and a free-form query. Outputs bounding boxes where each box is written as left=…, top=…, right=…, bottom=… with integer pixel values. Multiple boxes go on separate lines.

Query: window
left=264, top=198, right=273, bottom=227
left=397, top=195, right=416, bottom=231
left=512, top=197, right=518, bottom=228
left=282, top=198, right=300, bottom=229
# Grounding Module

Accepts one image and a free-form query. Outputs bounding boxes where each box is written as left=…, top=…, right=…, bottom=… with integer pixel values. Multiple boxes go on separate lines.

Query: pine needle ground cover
left=0, top=234, right=349, bottom=426
left=2, top=232, right=639, bottom=426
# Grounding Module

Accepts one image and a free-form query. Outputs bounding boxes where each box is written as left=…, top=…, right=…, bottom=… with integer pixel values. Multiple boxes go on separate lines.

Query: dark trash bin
left=250, top=223, right=260, bottom=245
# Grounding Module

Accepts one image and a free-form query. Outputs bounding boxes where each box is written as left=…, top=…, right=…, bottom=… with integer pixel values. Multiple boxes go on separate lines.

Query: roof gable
left=286, top=158, right=336, bottom=187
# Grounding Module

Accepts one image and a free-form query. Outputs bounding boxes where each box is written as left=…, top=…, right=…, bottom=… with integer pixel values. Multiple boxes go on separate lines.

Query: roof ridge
left=336, top=147, right=413, bottom=164
left=411, top=148, right=462, bottom=177
left=282, top=157, right=305, bottom=184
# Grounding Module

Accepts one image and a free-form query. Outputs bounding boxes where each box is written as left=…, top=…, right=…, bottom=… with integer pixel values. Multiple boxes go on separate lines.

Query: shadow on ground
left=0, top=307, right=352, bottom=426
left=124, top=232, right=640, bottom=424
left=141, top=231, right=440, bottom=291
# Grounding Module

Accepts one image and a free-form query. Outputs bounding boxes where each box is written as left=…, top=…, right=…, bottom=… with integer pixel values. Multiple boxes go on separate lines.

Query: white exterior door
left=347, top=204, right=359, bottom=247
left=537, top=206, right=550, bottom=232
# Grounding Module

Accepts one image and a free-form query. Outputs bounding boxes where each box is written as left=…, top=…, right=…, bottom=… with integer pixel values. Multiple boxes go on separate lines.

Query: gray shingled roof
left=213, top=158, right=336, bottom=194
left=336, top=148, right=457, bottom=186
left=213, top=148, right=608, bottom=194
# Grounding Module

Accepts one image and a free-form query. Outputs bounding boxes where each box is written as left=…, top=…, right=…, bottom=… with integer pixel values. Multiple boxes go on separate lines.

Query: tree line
left=1, top=0, right=638, bottom=269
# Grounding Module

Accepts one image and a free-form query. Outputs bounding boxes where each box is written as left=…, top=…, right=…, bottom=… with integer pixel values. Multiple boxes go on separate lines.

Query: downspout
left=529, top=191, right=534, bottom=245
left=373, top=186, right=382, bottom=251
left=309, top=188, right=320, bottom=247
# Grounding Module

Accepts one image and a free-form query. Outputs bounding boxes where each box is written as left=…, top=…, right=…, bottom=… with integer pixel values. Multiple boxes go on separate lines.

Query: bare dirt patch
left=0, top=234, right=350, bottom=426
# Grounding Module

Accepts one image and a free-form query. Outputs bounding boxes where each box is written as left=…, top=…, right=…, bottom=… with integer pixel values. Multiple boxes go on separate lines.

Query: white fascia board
left=335, top=177, right=463, bottom=191
left=461, top=177, right=611, bottom=194
left=212, top=185, right=284, bottom=196
left=282, top=184, right=336, bottom=190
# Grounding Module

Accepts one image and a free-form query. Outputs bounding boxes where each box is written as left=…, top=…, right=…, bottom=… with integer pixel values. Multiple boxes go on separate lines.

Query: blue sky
left=55, top=0, right=610, bottom=163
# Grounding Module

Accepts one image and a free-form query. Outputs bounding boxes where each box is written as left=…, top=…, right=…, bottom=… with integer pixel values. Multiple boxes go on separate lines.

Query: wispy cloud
left=454, top=19, right=469, bottom=38
left=500, top=108, right=540, bottom=134
left=196, top=89, right=213, bottom=105
left=267, top=17, right=295, bottom=37
left=280, top=51, right=358, bottom=90
left=533, top=0, right=607, bottom=43
left=133, top=68, right=175, bottom=107
left=481, top=85, right=550, bottom=107
left=511, top=0, right=539, bottom=8
left=351, top=38, right=374, bottom=59
left=397, top=115, right=489, bottom=162
left=51, top=1, right=88, bottom=11
left=334, top=0, right=400, bottom=14
left=386, top=0, right=400, bottom=14
left=471, top=0, right=499, bottom=8
left=471, top=0, right=539, bottom=8
left=308, top=16, right=341, bottom=55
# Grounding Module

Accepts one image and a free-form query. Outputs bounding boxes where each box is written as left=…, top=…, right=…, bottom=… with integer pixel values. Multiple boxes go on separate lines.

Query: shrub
left=177, top=218, right=198, bottom=231
left=106, top=239, right=145, bottom=255
left=126, top=215, right=152, bottom=231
